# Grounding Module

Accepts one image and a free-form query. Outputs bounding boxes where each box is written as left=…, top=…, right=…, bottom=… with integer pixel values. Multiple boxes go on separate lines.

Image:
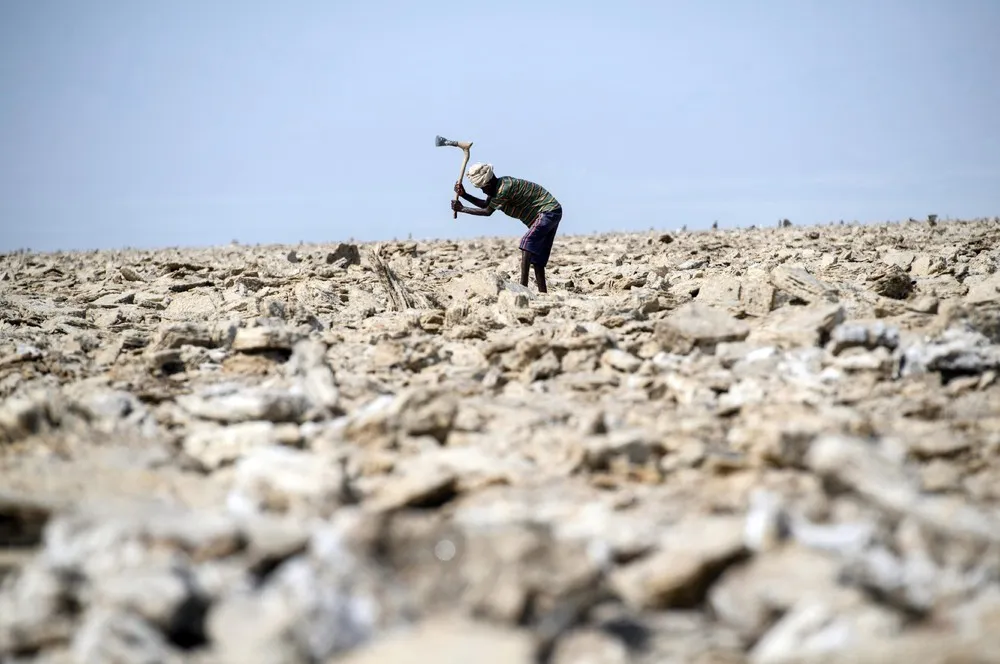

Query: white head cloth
left=466, top=162, right=494, bottom=188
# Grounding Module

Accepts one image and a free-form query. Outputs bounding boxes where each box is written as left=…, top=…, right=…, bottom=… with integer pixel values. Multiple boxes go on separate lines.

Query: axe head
left=435, top=135, right=473, bottom=150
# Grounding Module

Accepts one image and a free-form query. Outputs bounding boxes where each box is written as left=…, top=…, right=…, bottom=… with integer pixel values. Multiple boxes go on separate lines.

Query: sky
left=1, top=0, right=999, bottom=252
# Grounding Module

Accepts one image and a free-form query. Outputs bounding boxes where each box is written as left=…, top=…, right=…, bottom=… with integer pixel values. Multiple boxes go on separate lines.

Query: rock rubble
left=2, top=219, right=1000, bottom=663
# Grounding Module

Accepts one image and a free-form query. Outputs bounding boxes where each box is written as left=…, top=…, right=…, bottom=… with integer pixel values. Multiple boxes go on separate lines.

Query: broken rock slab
left=226, top=445, right=346, bottom=517
left=770, top=265, right=838, bottom=304
left=826, top=321, right=900, bottom=355
left=183, top=421, right=302, bottom=470
left=177, top=384, right=314, bottom=424
left=231, top=325, right=300, bottom=353
left=326, top=242, right=361, bottom=266
left=697, top=276, right=776, bottom=317
left=749, top=303, right=845, bottom=349
left=868, top=264, right=914, bottom=300
left=336, top=616, right=535, bottom=664
left=609, top=516, right=747, bottom=610
left=654, top=302, right=750, bottom=355
left=899, top=327, right=1000, bottom=379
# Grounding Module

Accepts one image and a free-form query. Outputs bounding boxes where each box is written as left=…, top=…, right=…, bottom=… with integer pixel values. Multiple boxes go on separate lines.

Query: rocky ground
left=1, top=218, right=1000, bottom=663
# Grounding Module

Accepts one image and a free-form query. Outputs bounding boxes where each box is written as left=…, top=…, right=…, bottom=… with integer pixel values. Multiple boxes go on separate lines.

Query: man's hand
left=451, top=199, right=463, bottom=213
left=454, top=181, right=466, bottom=197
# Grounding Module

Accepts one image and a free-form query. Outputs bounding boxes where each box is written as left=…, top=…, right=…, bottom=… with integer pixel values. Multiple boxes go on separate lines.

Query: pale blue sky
left=2, top=1, right=998, bottom=252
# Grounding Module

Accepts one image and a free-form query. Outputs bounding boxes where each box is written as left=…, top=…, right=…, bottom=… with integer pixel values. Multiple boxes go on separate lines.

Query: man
left=451, top=162, right=562, bottom=293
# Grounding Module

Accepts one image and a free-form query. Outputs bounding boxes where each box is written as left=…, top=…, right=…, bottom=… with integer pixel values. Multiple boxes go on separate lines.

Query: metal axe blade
left=435, top=135, right=473, bottom=150
left=435, top=135, right=474, bottom=219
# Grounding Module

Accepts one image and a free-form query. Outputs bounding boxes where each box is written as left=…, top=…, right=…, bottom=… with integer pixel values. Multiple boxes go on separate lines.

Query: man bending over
left=451, top=162, right=563, bottom=294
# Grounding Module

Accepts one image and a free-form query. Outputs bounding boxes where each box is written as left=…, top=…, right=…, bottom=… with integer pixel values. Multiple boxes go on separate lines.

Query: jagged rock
left=152, top=322, right=218, bottom=351
left=600, top=349, right=641, bottom=373
left=805, top=434, right=1000, bottom=546
left=709, top=544, right=844, bottom=642
left=749, top=597, right=902, bottom=664
left=344, top=389, right=458, bottom=447
left=697, top=276, right=776, bottom=317
left=120, top=265, right=145, bottom=282
left=881, top=250, right=915, bottom=270
left=0, top=390, right=61, bottom=443
left=0, top=565, right=77, bottom=654
left=826, top=321, right=900, bottom=355
left=695, top=277, right=741, bottom=312
left=286, top=339, right=342, bottom=416
left=770, top=266, right=837, bottom=303
left=964, top=272, right=1000, bottom=305
left=868, top=264, right=914, bottom=300
left=749, top=303, right=845, bottom=349
left=899, top=327, right=1000, bottom=378
left=177, top=384, right=313, bottom=424
left=227, top=445, right=346, bottom=517
left=231, top=325, right=299, bottom=353
left=327, top=242, right=361, bottom=266
left=184, top=421, right=302, bottom=470
left=609, top=516, right=746, bottom=610
left=911, top=254, right=947, bottom=277
left=654, top=303, right=750, bottom=354
left=338, top=616, right=535, bottom=664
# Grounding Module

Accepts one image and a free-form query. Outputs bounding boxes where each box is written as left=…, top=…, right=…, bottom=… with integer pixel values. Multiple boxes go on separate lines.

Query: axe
left=435, top=135, right=473, bottom=219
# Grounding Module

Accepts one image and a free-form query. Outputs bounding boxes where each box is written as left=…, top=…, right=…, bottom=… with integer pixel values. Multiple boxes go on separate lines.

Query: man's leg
left=533, top=263, right=547, bottom=293
left=520, top=250, right=531, bottom=287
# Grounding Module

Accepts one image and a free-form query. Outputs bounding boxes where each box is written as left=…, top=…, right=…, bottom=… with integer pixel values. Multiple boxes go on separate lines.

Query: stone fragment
left=881, top=250, right=916, bottom=270
left=227, top=445, right=345, bottom=517
left=120, top=265, right=145, bottom=282
left=910, top=254, right=946, bottom=276
left=750, top=303, right=845, bottom=349
left=337, top=616, right=535, bottom=664
left=826, top=321, right=899, bottom=355
left=696, top=277, right=741, bottom=312
left=964, top=272, right=1000, bottom=305
left=805, top=434, right=1000, bottom=546
left=610, top=516, right=746, bottom=610
left=654, top=303, right=750, bottom=354
left=345, top=389, right=458, bottom=447
left=709, top=544, right=843, bottom=641
left=740, top=278, right=777, bottom=316
left=371, top=468, right=459, bottom=511
left=749, top=598, right=902, bottom=664
left=232, top=325, right=298, bottom=353
left=184, top=421, right=302, bottom=470
left=600, top=348, right=641, bottom=373
left=900, top=327, right=1000, bottom=378
left=868, top=264, right=914, bottom=300
left=152, top=322, right=217, bottom=351
left=327, top=242, right=361, bottom=266
left=178, top=385, right=313, bottom=424
left=770, top=265, right=837, bottom=303
left=71, top=608, right=185, bottom=664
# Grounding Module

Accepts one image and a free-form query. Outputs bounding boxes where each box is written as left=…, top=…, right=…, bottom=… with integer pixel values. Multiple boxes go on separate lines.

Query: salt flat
left=2, top=218, right=1000, bottom=663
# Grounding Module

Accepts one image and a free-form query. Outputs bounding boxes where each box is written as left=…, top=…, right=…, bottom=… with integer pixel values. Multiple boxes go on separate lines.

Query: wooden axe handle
left=453, top=147, right=471, bottom=219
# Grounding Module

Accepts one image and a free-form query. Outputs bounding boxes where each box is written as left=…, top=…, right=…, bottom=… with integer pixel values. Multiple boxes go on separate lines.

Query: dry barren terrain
left=2, top=218, right=1000, bottom=663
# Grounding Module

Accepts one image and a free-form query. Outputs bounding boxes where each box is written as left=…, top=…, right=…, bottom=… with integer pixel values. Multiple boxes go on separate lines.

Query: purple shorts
left=519, top=206, right=562, bottom=268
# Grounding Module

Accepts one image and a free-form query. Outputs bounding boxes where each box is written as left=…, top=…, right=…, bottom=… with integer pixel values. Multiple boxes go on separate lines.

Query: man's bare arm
left=452, top=200, right=495, bottom=216
left=455, top=182, right=491, bottom=208
left=460, top=190, right=489, bottom=208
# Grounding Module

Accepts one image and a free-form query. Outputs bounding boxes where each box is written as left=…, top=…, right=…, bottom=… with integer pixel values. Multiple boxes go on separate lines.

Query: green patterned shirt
left=486, top=176, right=560, bottom=227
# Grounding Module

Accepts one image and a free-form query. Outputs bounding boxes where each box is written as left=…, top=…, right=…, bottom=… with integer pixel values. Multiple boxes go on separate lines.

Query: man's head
left=466, top=162, right=496, bottom=191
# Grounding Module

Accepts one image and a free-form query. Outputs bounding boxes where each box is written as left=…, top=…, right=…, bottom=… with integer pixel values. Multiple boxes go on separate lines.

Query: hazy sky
left=2, top=1, right=999, bottom=252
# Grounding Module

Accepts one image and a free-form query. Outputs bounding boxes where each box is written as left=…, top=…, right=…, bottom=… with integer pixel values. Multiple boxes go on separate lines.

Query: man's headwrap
left=466, top=162, right=494, bottom=189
